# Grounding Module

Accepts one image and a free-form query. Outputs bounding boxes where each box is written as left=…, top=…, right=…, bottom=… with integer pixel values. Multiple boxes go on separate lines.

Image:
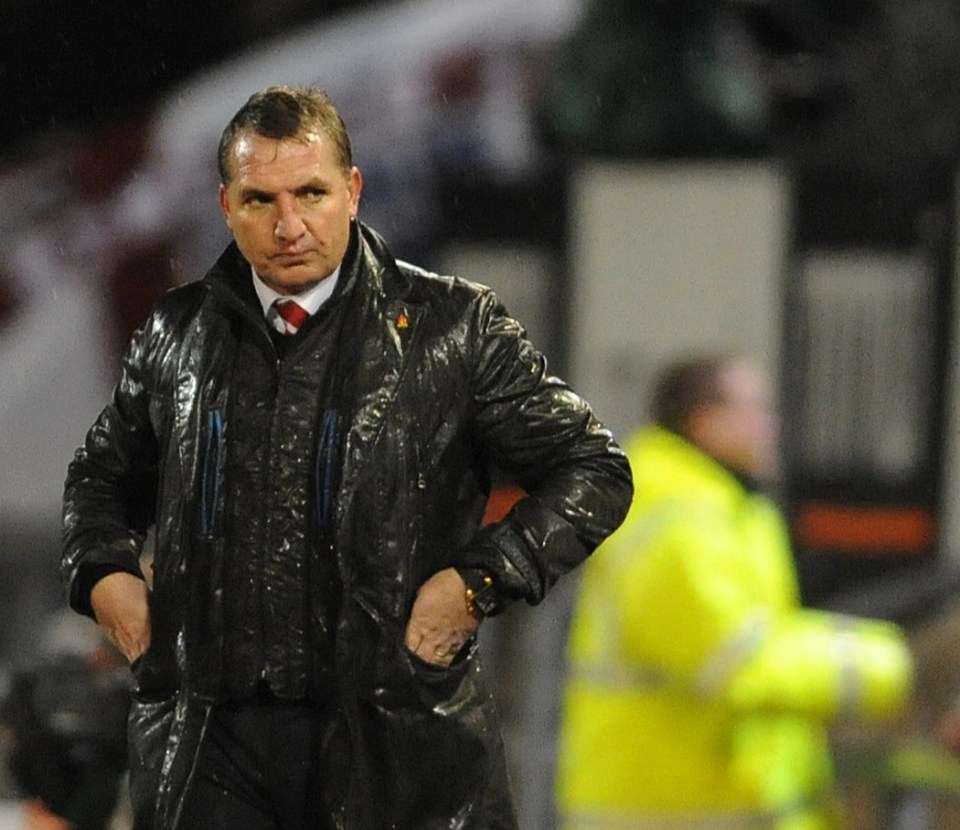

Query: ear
left=348, top=166, right=363, bottom=218
left=218, top=184, right=232, bottom=228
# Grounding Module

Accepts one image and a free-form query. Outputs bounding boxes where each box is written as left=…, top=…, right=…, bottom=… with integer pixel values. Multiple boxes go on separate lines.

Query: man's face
left=692, top=363, right=779, bottom=480
left=218, top=130, right=362, bottom=295
left=720, top=363, right=778, bottom=479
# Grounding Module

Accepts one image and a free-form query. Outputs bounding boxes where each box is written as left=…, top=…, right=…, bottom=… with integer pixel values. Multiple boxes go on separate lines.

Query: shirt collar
left=251, top=264, right=342, bottom=324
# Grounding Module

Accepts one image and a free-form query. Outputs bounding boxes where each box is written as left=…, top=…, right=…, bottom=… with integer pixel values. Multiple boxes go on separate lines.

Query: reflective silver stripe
left=570, top=613, right=770, bottom=695
left=575, top=496, right=772, bottom=698
left=828, top=614, right=863, bottom=714
left=569, top=661, right=668, bottom=690
left=559, top=808, right=778, bottom=829
left=694, top=611, right=769, bottom=697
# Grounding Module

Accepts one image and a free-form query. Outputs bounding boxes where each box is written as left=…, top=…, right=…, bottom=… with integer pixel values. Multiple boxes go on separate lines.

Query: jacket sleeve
left=615, top=504, right=912, bottom=724
left=61, top=316, right=162, bottom=617
left=722, top=609, right=912, bottom=723
left=453, top=291, right=633, bottom=608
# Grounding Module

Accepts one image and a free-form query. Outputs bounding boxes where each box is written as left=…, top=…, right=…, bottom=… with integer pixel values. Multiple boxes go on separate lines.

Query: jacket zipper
left=314, top=408, right=341, bottom=538
left=200, top=408, right=225, bottom=538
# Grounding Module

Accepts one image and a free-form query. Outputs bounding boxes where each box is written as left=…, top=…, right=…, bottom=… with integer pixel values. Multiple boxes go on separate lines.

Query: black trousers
left=179, top=689, right=346, bottom=830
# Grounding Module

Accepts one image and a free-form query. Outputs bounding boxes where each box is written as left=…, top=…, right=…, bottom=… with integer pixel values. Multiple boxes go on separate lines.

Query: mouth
left=270, top=251, right=313, bottom=266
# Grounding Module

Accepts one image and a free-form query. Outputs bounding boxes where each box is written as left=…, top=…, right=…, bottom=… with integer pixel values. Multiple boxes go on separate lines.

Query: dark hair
left=217, top=85, right=353, bottom=184
left=649, top=356, right=730, bottom=436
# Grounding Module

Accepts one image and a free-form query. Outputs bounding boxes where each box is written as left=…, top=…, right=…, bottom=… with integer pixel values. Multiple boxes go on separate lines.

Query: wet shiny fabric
left=219, top=280, right=349, bottom=703
left=62, top=221, right=633, bottom=830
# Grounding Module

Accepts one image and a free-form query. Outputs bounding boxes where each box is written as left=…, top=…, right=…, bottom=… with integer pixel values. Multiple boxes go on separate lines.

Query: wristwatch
left=458, top=567, right=499, bottom=618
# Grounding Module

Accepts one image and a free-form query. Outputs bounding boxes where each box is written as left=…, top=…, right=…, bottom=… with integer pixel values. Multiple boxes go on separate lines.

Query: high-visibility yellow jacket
left=556, top=426, right=912, bottom=830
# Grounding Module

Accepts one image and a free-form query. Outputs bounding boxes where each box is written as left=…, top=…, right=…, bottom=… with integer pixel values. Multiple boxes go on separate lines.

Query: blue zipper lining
left=315, top=409, right=340, bottom=535
left=201, top=408, right=224, bottom=537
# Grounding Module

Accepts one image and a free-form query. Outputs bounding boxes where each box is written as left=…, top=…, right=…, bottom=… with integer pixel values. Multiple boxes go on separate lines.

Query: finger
left=108, top=623, right=150, bottom=664
left=427, top=646, right=452, bottom=666
left=428, top=640, right=465, bottom=664
left=404, top=625, right=425, bottom=653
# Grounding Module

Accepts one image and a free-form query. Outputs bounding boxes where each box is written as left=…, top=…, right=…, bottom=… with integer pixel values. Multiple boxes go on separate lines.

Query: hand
left=404, top=568, right=480, bottom=667
left=89, top=571, right=151, bottom=665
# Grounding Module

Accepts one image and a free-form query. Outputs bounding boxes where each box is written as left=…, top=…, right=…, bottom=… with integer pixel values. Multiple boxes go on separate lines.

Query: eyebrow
left=293, top=182, right=327, bottom=195
left=240, top=187, right=274, bottom=202
left=239, top=180, right=328, bottom=202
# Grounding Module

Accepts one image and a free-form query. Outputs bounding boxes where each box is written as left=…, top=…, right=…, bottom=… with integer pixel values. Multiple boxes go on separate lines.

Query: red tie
left=274, top=298, right=310, bottom=335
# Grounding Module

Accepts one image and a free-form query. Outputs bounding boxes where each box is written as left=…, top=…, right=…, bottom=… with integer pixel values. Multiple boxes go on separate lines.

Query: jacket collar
left=334, top=222, right=426, bottom=526
left=200, top=220, right=419, bottom=310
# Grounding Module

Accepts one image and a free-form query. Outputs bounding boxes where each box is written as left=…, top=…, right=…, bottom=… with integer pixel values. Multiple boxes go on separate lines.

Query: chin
left=266, top=268, right=327, bottom=293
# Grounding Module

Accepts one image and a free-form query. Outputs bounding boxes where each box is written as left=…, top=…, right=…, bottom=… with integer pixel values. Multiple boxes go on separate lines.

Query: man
left=61, top=85, right=632, bottom=830
left=555, top=356, right=912, bottom=830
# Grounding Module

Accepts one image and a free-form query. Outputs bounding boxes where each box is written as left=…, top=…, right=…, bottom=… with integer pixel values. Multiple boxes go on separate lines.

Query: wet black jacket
left=62, top=222, right=633, bottom=830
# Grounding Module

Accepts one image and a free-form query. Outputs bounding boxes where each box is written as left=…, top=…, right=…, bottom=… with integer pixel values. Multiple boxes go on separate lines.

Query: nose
left=274, top=194, right=305, bottom=241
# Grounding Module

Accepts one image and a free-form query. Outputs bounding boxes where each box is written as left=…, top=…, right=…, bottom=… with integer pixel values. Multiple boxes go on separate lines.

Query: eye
left=243, top=192, right=272, bottom=207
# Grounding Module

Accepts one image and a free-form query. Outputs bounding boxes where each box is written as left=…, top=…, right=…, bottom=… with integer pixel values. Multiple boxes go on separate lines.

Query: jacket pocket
left=127, top=693, right=177, bottom=828
left=199, top=408, right=225, bottom=538
left=402, top=637, right=477, bottom=703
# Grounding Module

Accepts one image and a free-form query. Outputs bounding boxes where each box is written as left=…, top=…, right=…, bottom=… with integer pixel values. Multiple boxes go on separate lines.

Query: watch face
left=473, top=582, right=498, bottom=616
left=463, top=569, right=497, bottom=617
left=475, top=596, right=498, bottom=616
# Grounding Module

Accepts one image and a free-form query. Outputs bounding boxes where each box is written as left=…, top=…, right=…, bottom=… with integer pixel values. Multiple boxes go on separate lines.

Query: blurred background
left=2, top=0, right=960, bottom=826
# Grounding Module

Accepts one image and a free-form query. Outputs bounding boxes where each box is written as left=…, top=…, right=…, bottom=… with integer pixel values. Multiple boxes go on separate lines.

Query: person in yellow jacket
left=556, top=355, right=912, bottom=830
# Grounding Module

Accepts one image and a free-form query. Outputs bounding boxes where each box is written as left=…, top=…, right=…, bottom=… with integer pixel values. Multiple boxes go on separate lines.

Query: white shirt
left=251, top=265, right=341, bottom=333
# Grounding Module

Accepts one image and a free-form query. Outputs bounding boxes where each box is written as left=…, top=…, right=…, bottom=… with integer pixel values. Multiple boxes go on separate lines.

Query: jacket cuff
left=454, top=566, right=501, bottom=618
left=70, top=562, right=145, bottom=619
